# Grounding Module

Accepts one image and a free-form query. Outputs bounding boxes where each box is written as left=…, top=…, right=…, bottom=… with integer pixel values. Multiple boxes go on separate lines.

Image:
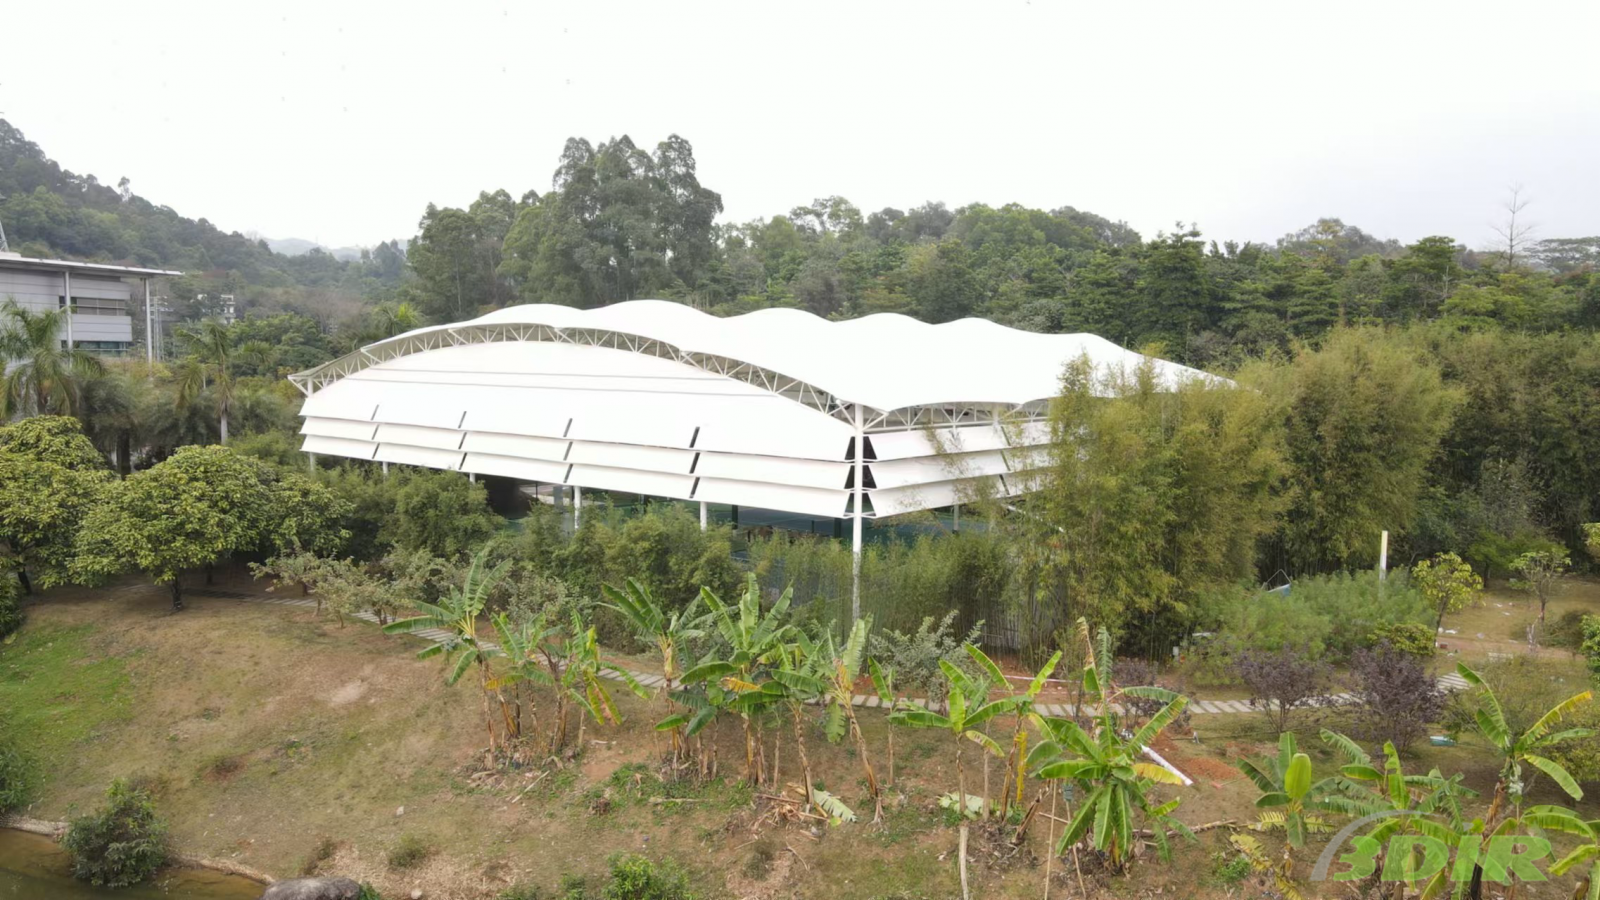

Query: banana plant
left=555, top=610, right=649, bottom=753
left=1458, top=663, right=1591, bottom=831
left=890, top=652, right=1017, bottom=819
left=489, top=610, right=559, bottom=741
left=1322, top=730, right=1477, bottom=899
left=383, top=548, right=511, bottom=756
left=769, top=634, right=844, bottom=821
left=1521, top=807, right=1600, bottom=900
left=602, top=578, right=708, bottom=763
left=989, top=647, right=1060, bottom=820
left=821, top=617, right=884, bottom=822
left=680, top=575, right=794, bottom=785
left=868, top=658, right=899, bottom=788
left=1236, top=732, right=1353, bottom=879
left=1457, top=663, right=1592, bottom=900
left=1026, top=620, right=1190, bottom=870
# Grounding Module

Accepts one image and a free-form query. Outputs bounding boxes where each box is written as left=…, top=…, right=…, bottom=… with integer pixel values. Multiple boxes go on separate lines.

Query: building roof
left=291, top=300, right=1220, bottom=519
left=296, top=299, right=1215, bottom=417
left=0, top=251, right=183, bottom=278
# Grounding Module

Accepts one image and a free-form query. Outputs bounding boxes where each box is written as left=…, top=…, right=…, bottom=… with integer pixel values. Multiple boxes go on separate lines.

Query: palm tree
left=174, top=319, right=235, bottom=443
left=681, top=575, right=794, bottom=785
left=602, top=578, right=708, bottom=764
left=370, top=301, right=422, bottom=340
left=384, top=549, right=511, bottom=758
left=0, top=300, right=105, bottom=418
left=77, top=370, right=139, bottom=474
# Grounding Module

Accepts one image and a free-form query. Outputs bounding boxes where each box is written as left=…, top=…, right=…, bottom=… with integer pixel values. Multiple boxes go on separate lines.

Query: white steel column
left=954, top=503, right=961, bottom=531
left=143, top=277, right=154, bottom=366
left=63, top=270, right=72, bottom=347
left=381, top=461, right=389, bottom=477
left=699, top=501, right=707, bottom=531
left=573, top=486, right=582, bottom=528
left=851, top=402, right=864, bottom=624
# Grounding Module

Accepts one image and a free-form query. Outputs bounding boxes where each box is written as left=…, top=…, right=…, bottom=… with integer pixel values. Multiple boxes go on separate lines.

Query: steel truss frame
left=291, top=322, right=1054, bottom=432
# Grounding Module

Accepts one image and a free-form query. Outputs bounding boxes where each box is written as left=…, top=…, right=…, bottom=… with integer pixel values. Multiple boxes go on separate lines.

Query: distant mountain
left=265, top=237, right=367, bottom=262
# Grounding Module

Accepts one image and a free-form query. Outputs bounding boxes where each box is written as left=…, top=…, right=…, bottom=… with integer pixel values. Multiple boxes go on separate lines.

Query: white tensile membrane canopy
left=291, top=300, right=1217, bottom=608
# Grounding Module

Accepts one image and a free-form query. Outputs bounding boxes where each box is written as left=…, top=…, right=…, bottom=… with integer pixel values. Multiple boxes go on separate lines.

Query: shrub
left=1367, top=622, right=1436, bottom=657
left=386, top=834, right=433, bottom=869
left=867, top=610, right=984, bottom=702
left=384, top=470, right=503, bottom=558
left=1581, top=616, right=1600, bottom=676
left=1234, top=644, right=1332, bottom=733
left=0, top=574, right=21, bottom=641
left=498, top=885, right=544, bottom=900
left=603, top=853, right=695, bottom=900
left=1546, top=609, right=1590, bottom=651
left=1349, top=643, right=1445, bottom=752
left=1211, top=571, right=1430, bottom=661
left=61, top=779, right=168, bottom=888
left=358, top=885, right=386, bottom=900
left=0, top=740, right=34, bottom=813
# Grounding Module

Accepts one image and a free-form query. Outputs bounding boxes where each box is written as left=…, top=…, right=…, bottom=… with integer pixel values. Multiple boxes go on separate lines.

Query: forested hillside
left=0, top=120, right=407, bottom=325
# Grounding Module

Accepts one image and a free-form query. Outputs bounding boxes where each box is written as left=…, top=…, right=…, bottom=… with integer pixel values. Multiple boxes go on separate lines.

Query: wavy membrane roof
left=291, top=300, right=1213, bottom=519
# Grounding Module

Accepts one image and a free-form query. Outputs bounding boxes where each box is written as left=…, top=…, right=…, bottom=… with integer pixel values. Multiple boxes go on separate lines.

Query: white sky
left=4, top=0, right=1597, bottom=251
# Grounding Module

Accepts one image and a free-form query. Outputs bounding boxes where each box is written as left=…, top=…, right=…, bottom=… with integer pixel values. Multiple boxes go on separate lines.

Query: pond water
left=0, top=829, right=263, bottom=899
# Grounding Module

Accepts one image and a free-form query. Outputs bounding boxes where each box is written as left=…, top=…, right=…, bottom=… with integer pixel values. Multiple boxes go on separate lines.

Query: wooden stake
left=959, top=823, right=971, bottom=900
left=1044, top=787, right=1056, bottom=900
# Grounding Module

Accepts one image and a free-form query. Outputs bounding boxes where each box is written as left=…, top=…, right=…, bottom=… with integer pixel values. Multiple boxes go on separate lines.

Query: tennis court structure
left=290, top=300, right=1212, bottom=617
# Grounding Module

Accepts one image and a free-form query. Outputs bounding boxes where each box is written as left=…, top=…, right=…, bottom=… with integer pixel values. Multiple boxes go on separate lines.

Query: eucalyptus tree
left=603, top=578, right=708, bottom=764
left=384, top=549, right=512, bottom=757
left=0, top=300, right=104, bottom=417
left=680, top=575, right=794, bottom=785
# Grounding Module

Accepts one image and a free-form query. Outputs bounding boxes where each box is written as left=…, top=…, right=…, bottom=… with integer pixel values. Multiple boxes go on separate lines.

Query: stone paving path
left=197, top=587, right=1477, bottom=717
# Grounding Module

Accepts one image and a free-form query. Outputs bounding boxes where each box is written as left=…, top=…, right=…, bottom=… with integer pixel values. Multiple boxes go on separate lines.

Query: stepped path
left=193, top=586, right=1477, bottom=717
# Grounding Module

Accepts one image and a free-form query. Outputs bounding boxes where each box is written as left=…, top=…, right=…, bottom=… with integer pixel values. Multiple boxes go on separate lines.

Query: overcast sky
left=5, top=0, right=1597, bottom=251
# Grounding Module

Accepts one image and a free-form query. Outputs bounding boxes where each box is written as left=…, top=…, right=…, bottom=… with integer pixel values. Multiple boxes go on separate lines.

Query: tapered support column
left=851, top=402, right=864, bottom=624
left=307, top=453, right=317, bottom=473
left=699, top=501, right=707, bottom=531
left=63, top=271, right=73, bottom=347
left=573, top=486, right=582, bottom=528
left=143, top=277, right=154, bottom=366
left=381, top=461, right=389, bottom=477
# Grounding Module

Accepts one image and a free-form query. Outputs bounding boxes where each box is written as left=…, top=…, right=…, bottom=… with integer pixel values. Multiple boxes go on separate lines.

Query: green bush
left=0, top=574, right=21, bottom=641
left=358, top=885, right=386, bottom=900
left=61, top=779, right=168, bottom=888
left=1546, top=609, right=1589, bottom=651
left=1368, top=622, right=1436, bottom=657
left=386, top=833, right=432, bottom=869
left=1581, top=615, right=1600, bottom=676
left=1211, top=571, right=1429, bottom=661
left=497, top=885, right=544, bottom=900
left=0, top=739, right=35, bottom=813
left=385, top=471, right=503, bottom=558
left=603, top=854, right=695, bottom=900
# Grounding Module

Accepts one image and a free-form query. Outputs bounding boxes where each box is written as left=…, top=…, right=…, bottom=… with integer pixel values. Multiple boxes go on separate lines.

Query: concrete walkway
left=197, top=587, right=1477, bottom=717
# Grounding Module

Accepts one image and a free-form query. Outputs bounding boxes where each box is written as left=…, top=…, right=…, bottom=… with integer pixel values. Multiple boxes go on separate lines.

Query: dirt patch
left=328, top=679, right=369, bottom=707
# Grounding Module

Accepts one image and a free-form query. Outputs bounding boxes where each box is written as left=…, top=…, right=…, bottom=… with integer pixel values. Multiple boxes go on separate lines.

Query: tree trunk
left=219, top=408, right=229, bottom=445
left=16, top=568, right=32, bottom=596
left=169, top=578, right=184, bottom=610
left=845, top=705, right=881, bottom=822
left=116, top=432, right=132, bottom=477
left=790, top=705, right=817, bottom=814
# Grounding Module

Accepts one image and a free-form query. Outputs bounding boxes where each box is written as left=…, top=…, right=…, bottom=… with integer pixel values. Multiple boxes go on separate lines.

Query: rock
left=395, top=805, right=405, bottom=817
left=258, top=876, right=363, bottom=900
left=410, top=890, right=424, bottom=899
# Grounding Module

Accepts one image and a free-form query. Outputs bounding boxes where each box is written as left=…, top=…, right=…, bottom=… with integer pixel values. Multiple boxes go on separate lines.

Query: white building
left=291, top=300, right=1215, bottom=616
left=0, top=250, right=182, bottom=356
